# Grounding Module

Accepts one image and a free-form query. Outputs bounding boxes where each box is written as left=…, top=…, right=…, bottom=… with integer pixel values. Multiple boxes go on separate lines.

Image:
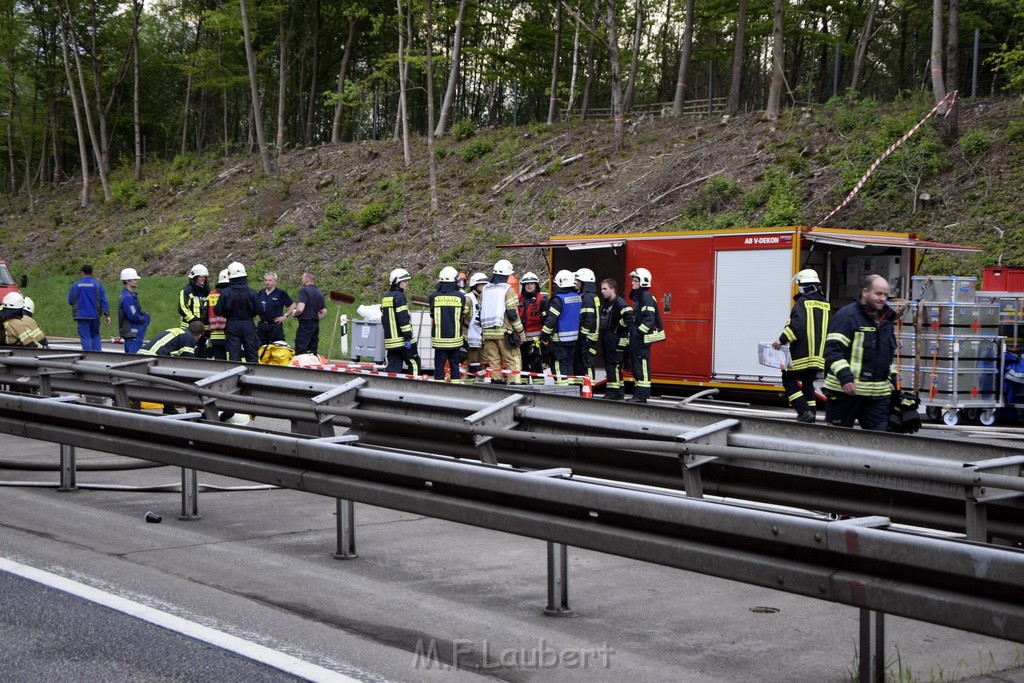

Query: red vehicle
left=509, top=226, right=979, bottom=393
left=0, top=260, right=20, bottom=300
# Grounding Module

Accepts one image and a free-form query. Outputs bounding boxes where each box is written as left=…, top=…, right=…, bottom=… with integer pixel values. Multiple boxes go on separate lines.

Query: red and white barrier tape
left=815, top=90, right=958, bottom=227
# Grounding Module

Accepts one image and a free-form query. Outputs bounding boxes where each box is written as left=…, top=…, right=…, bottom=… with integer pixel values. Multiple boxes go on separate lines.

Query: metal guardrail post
left=858, top=609, right=885, bottom=683
left=180, top=468, right=200, bottom=520
left=58, top=444, right=77, bottom=492
left=966, top=495, right=988, bottom=542
left=544, top=541, right=571, bottom=617
left=334, top=499, right=358, bottom=560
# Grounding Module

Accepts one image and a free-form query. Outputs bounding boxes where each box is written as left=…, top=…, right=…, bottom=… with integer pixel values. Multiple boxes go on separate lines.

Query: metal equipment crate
left=976, top=292, right=1024, bottom=350
left=897, top=334, right=1005, bottom=426
left=910, top=275, right=977, bottom=303
left=902, top=302, right=1000, bottom=335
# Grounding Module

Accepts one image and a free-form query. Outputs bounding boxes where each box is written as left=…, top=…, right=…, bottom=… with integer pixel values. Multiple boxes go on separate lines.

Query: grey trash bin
left=351, top=319, right=385, bottom=363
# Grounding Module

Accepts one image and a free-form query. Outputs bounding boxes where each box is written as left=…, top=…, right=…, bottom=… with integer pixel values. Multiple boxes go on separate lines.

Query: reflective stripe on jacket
left=823, top=300, right=897, bottom=397
left=779, top=292, right=830, bottom=371
left=382, top=287, right=413, bottom=349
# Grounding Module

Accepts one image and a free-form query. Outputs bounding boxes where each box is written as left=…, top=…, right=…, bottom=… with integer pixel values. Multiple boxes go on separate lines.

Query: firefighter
left=207, top=269, right=230, bottom=360
left=599, top=278, right=633, bottom=400
left=213, top=261, right=261, bottom=362
left=823, top=274, right=897, bottom=431
left=540, top=269, right=582, bottom=385
left=118, top=267, right=151, bottom=354
left=140, top=320, right=207, bottom=358
left=382, top=268, right=420, bottom=375
left=480, top=259, right=525, bottom=383
left=574, top=268, right=601, bottom=381
left=519, top=272, right=548, bottom=384
left=429, top=266, right=469, bottom=381
left=463, top=272, right=489, bottom=383
left=773, top=269, right=831, bottom=423
left=1, top=292, right=47, bottom=348
left=628, top=267, right=664, bottom=403
left=179, top=264, right=210, bottom=331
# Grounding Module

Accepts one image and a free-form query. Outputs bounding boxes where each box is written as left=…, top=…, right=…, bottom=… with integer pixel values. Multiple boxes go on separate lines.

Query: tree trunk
left=426, top=0, right=438, bottom=212
left=765, top=0, right=785, bottom=120
left=240, top=0, right=273, bottom=174
left=547, top=2, right=563, bottom=124
left=276, top=10, right=289, bottom=155
left=180, top=19, right=202, bottom=156
left=304, top=0, right=320, bottom=145
left=726, top=0, right=748, bottom=115
left=671, top=0, right=694, bottom=115
left=623, top=0, right=643, bottom=114
left=435, top=0, right=467, bottom=135
left=58, top=13, right=90, bottom=206
left=65, top=3, right=110, bottom=201
left=565, top=3, right=582, bottom=119
left=396, top=0, right=411, bottom=166
left=132, top=0, right=143, bottom=180
left=930, top=0, right=946, bottom=104
left=330, top=15, right=357, bottom=143
left=580, top=0, right=598, bottom=119
left=943, top=0, right=959, bottom=139
left=604, top=0, right=624, bottom=154
left=850, top=0, right=879, bottom=95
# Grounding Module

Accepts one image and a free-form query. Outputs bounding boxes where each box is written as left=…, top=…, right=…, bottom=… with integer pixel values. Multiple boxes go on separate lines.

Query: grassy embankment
left=22, top=275, right=359, bottom=358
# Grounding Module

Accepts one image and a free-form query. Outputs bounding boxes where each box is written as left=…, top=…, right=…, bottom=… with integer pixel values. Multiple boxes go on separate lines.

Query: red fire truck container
left=0, top=260, right=20, bottom=300
left=508, top=226, right=979, bottom=393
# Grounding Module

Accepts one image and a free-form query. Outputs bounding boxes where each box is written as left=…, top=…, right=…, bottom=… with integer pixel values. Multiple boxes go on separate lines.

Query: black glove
left=890, top=391, right=922, bottom=434
left=504, top=331, right=521, bottom=349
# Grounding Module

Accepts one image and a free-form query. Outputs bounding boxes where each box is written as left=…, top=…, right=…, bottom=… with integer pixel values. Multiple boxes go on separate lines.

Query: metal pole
left=833, top=42, right=841, bottom=98
left=707, top=63, right=713, bottom=115
left=58, top=444, right=77, bottom=491
left=334, top=498, right=358, bottom=559
left=858, top=609, right=885, bottom=683
left=544, top=541, right=572, bottom=616
left=972, top=29, right=980, bottom=98
left=180, top=467, right=200, bottom=520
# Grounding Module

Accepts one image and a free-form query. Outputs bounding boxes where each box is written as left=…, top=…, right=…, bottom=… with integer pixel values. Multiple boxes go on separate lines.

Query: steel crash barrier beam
left=0, top=393, right=1023, bottom=652
left=1, top=349, right=1023, bottom=545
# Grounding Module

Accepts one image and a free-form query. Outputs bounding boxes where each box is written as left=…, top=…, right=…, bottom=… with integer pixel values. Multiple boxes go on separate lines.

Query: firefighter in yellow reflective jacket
left=1, top=292, right=48, bottom=348
left=773, top=269, right=830, bottom=423
left=178, top=264, right=210, bottom=331
left=206, top=269, right=230, bottom=360
left=627, top=267, right=664, bottom=403
left=140, top=321, right=207, bottom=357
left=429, top=266, right=470, bottom=381
left=823, top=274, right=896, bottom=431
left=382, top=268, right=420, bottom=375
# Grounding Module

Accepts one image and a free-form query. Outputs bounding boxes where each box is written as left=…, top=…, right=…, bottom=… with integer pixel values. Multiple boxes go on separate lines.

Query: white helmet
left=630, top=267, right=652, bottom=288
left=217, top=269, right=230, bottom=285
left=574, top=267, right=596, bottom=283
left=22, top=296, right=35, bottom=315
left=120, top=268, right=141, bottom=281
left=2, top=292, right=25, bottom=310
left=521, top=272, right=540, bottom=285
left=189, top=264, right=209, bottom=279
left=793, top=269, right=821, bottom=285
left=438, top=266, right=459, bottom=283
left=227, top=261, right=247, bottom=279
left=389, top=268, right=411, bottom=286
left=492, top=259, right=514, bottom=276
left=554, top=270, right=575, bottom=288
left=469, top=272, right=489, bottom=288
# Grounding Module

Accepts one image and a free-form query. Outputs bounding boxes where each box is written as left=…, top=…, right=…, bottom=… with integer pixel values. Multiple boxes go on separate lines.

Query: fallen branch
left=492, top=161, right=535, bottom=194
left=604, top=170, right=724, bottom=232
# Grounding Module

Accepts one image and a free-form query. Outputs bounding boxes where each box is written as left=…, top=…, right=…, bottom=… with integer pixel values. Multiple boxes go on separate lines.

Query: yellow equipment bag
left=258, top=341, right=295, bottom=366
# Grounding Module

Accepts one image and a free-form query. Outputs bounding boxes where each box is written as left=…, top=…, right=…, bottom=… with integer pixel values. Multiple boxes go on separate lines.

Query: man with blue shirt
left=67, top=264, right=110, bottom=351
left=256, top=271, right=295, bottom=345
left=117, top=267, right=150, bottom=354
left=292, top=271, right=327, bottom=355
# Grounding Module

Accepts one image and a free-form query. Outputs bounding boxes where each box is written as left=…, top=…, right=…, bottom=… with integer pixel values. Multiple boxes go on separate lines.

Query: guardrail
left=2, top=349, right=1024, bottom=681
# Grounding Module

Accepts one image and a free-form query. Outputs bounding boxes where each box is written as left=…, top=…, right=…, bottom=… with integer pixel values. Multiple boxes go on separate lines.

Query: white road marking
left=0, top=555, right=359, bottom=683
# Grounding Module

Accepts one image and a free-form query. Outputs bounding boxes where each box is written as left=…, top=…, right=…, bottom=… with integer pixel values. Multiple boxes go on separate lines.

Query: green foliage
left=988, top=13, right=1024, bottom=92
left=451, top=118, right=475, bottom=140
left=1005, top=119, right=1024, bottom=144
left=699, top=175, right=742, bottom=211
left=165, top=171, right=184, bottom=188
left=829, top=96, right=878, bottom=134
left=761, top=169, right=803, bottom=227
left=960, top=130, right=992, bottom=157
left=171, top=153, right=194, bottom=170
left=273, top=223, right=298, bottom=246
left=435, top=146, right=450, bottom=160
left=461, top=140, right=493, bottom=162
left=110, top=179, right=147, bottom=210
left=357, top=200, right=389, bottom=228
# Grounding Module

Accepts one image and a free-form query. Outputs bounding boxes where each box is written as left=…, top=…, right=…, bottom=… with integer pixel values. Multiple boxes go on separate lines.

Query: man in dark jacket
left=574, top=268, right=601, bottom=381
left=292, top=271, right=327, bottom=355
left=540, top=269, right=582, bottom=385
left=823, top=274, right=897, bottom=431
left=599, top=278, right=633, bottom=400
left=773, top=269, right=830, bottom=423
left=140, top=321, right=206, bottom=358
left=67, top=264, right=110, bottom=351
left=213, top=261, right=261, bottom=362
left=628, top=267, right=664, bottom=403
left=382, top=267, right=420, bottom=375
left=429, top=266, right=469, bottom=380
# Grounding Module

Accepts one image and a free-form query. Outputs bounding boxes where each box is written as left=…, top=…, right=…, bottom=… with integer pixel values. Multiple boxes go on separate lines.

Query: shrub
left=111, top=179, right=140, bottom=204
left=357, top=200, right=388, bottom=228
left=273, top=223, right=298, bottom=247
left=762, top=169, right=803, bottom=227
left=171, top=153, right=194, bottom=170
left=960, top=130, right=992, bottom=156
left=1007, top=119, right=1024, bottom=144
left=461, top=140, right=492, bottom=162
left=451, top=118, right=475, bottom=140
left=129, top=194, right=148, bottom=210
